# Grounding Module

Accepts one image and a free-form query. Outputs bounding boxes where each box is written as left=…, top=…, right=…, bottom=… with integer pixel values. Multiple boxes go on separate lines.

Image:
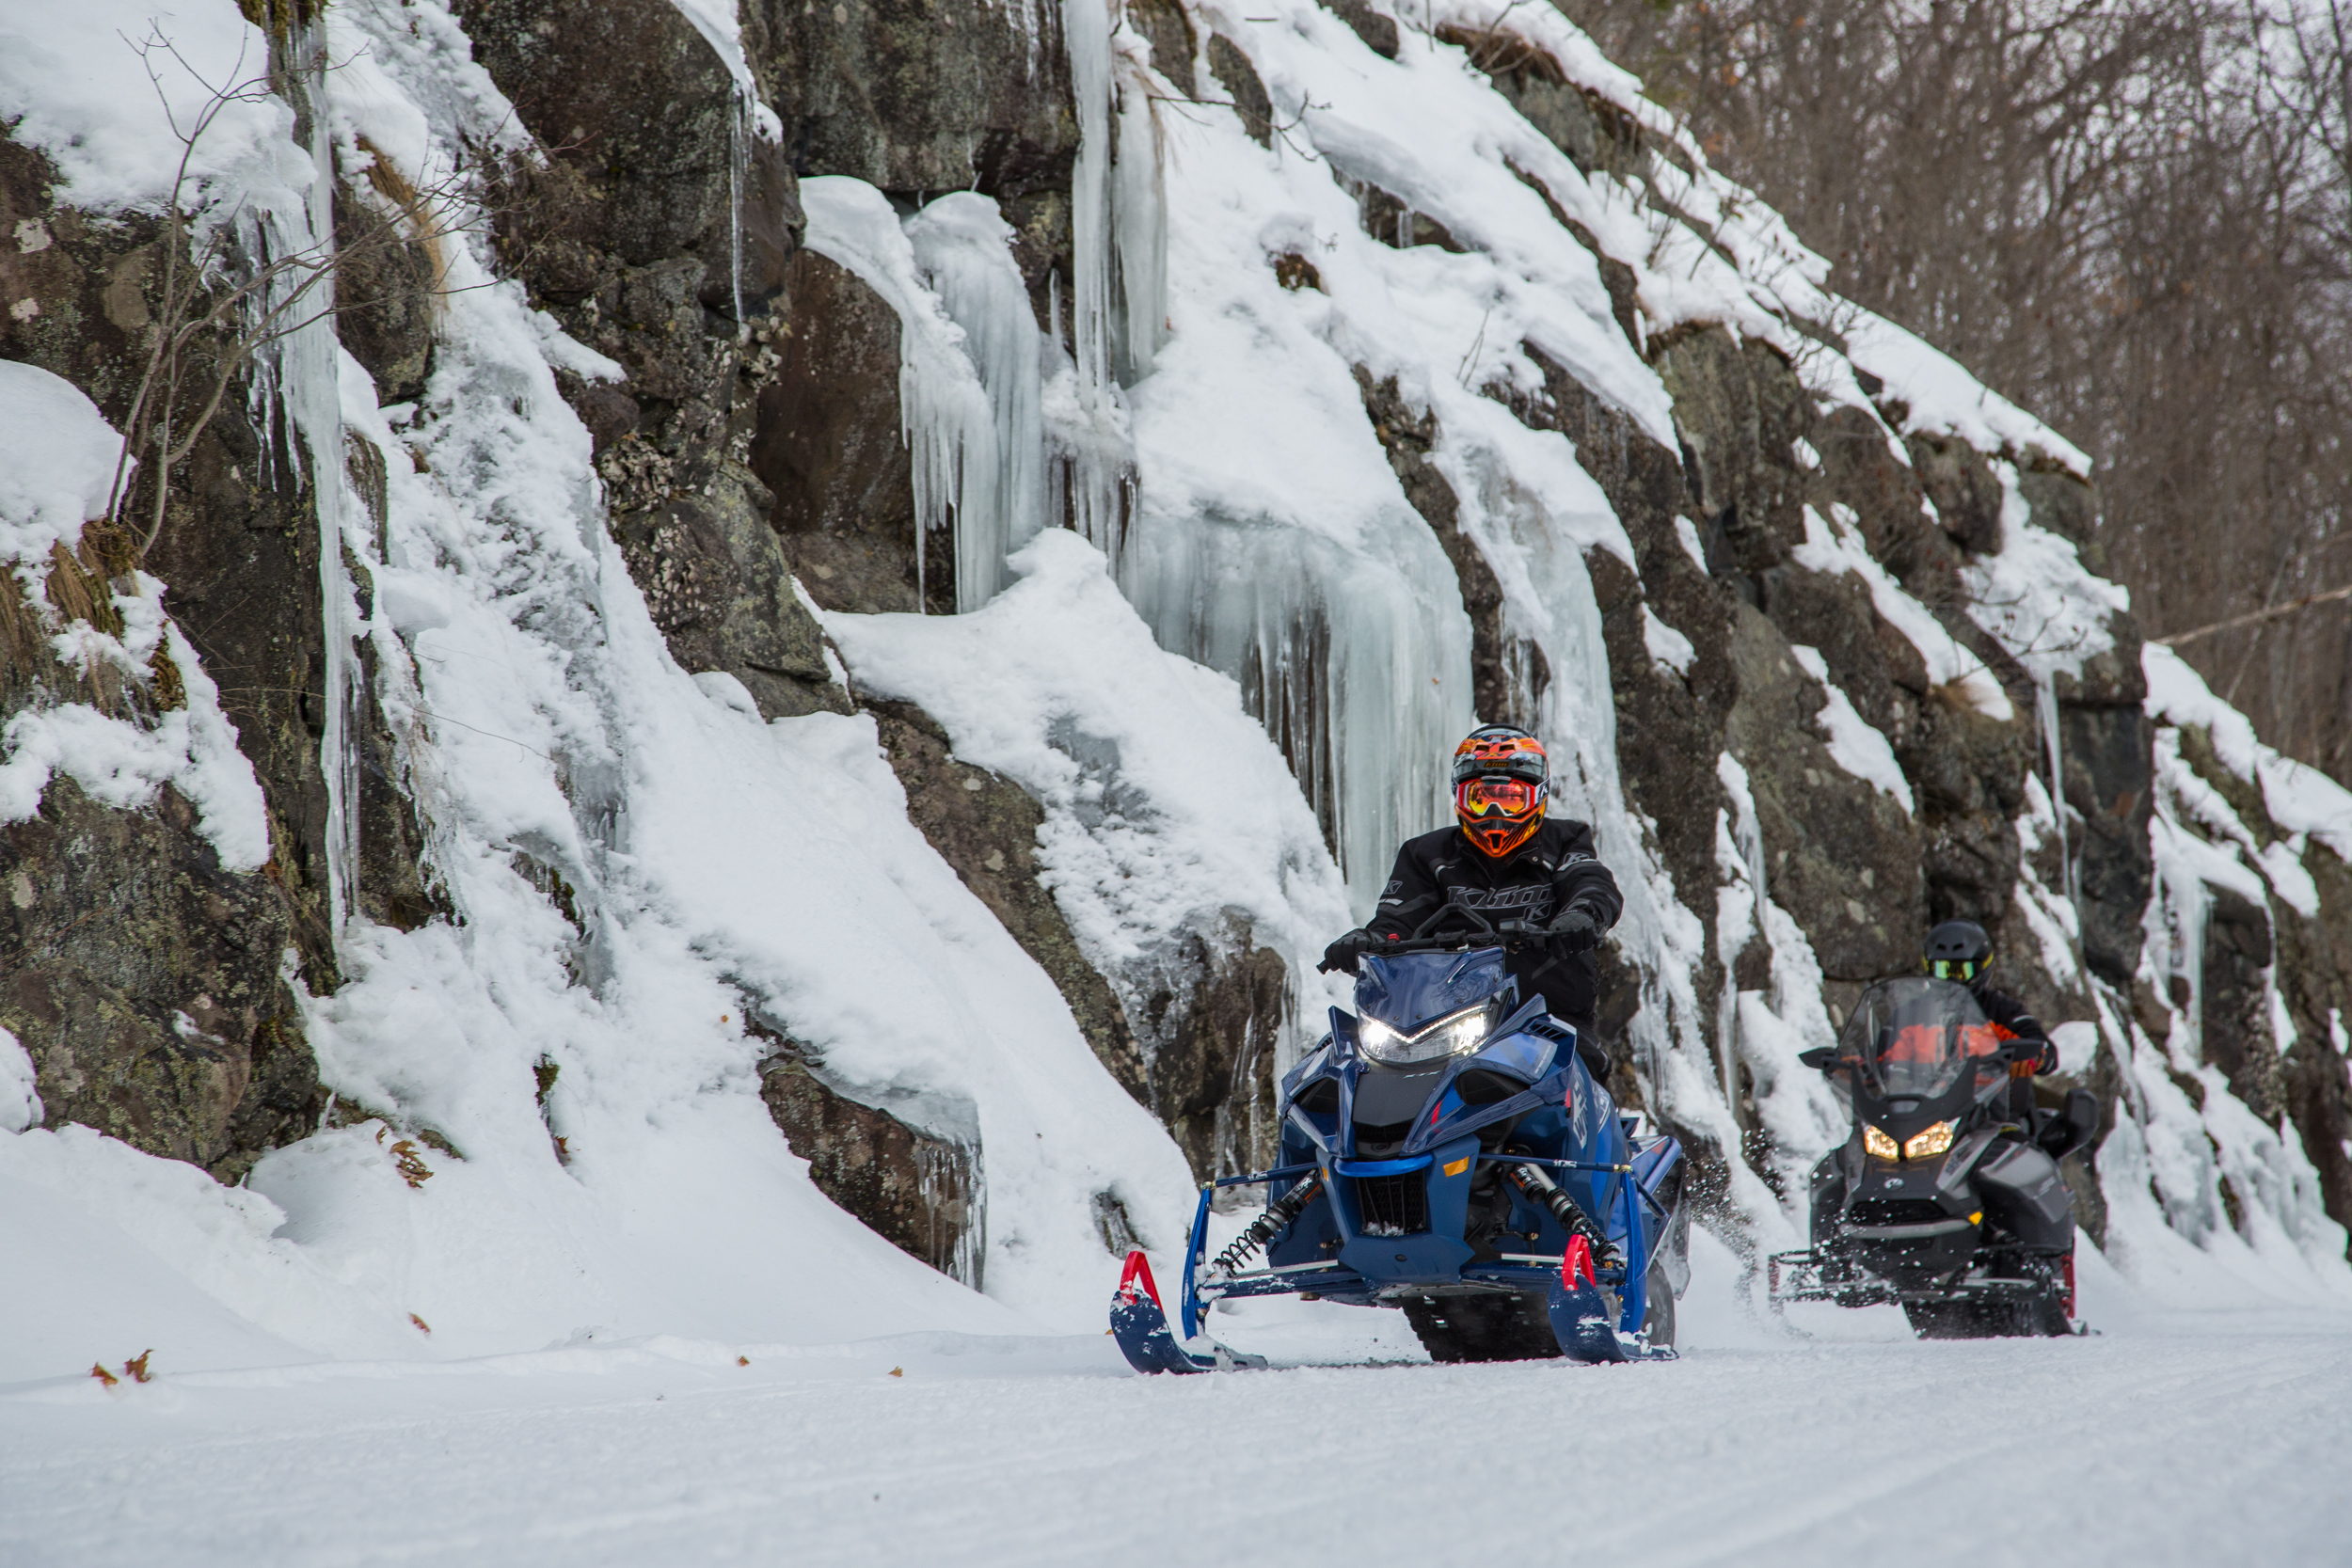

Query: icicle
left=1109, top=59, right=1168, bottom=385
left=916, top=1135, right=986, bottom=1290
left=1063, top=0, right=1113, bottom=399
left=1114, top=515, right=1470, bottom=910
left=2154, top=826, right=2211, bottom=1060
left=727, top=84, right=750, bottom=331
left=799, top=179, right=997, bottom=615
left=1711, top=753, right=1769, bottom=1127
left=2035, top=672, right=2083, bottom=922
left=256, top=15, right=360, bottom=940
left=1045, top=0, right=1138, bottom=555
left=906, top=195, right=1046, bottom=610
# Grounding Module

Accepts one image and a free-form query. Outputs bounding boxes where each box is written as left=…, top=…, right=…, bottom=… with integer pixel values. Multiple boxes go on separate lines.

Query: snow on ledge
left=0, top=361, right=123, bottom=566
left=2146, top=644, right=2352, bottom=865
left=1790, top=646, right=1914, bottom=814
left=1793, top=504, right=2012, bottom=721
left=1844, top=312, right=2091, bottom=478
left=0, top=363, right=270, bottom=868
left=1642, top=605, right=1694, bottom=676
left=0, top=0, right=291, bottom=213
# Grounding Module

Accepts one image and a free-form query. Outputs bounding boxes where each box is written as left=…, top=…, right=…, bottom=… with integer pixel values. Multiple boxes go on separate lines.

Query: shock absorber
left=1208, top=1172, right=1324, bottom=1277
left=1504, top=1162, right=1623, bottom=1269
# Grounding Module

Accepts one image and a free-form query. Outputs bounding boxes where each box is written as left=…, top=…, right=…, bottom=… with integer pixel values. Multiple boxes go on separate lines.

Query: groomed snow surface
left=5, top=1231, right=2349, bottom=1566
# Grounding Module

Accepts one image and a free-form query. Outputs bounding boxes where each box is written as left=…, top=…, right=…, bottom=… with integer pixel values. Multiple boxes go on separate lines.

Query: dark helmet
left=1923, top=919, right=1993, bottom=984
left=1452, top=725, right=1549, bottom=858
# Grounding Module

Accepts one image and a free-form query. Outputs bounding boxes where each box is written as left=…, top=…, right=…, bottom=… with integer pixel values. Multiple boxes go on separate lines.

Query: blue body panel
left=1110, top=951, right=1690, bottom=1371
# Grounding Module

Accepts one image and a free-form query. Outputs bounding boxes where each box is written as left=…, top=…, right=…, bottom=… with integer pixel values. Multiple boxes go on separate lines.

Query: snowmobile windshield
left=1834, top=978, right=2004, bottom=1101
left=1355, top=947, right=1511, bottom=1037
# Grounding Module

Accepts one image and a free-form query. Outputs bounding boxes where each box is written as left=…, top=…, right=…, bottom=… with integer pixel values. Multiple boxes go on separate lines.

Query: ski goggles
left=1456, top=776, right=1541, bottom=817
left=1928, top=958, right=1984, bottom=982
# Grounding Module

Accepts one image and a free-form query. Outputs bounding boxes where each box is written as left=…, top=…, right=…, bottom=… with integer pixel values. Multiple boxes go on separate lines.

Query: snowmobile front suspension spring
left=1209, top=1172, right=1323, bottom=1277
left=1503, top=1164, right=1622, bottom=1267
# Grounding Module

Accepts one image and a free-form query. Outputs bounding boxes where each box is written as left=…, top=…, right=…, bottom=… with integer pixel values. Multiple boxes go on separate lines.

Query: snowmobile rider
left=1320, top=724, right=1623, bottom=1080
left=1924, top=919, right=2059, bottom=1122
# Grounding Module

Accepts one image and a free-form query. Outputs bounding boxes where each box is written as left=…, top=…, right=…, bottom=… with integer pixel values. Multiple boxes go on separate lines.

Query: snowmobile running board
left=1768, top=1249, right=2084, bottom=1310
left=1767, top=1249, right=2095, bottom=1338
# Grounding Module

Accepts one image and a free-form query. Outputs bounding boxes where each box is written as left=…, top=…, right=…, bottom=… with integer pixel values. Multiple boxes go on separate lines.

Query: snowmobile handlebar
left=1798, top=1035, right=2048, bottom=1073
left=1367, top=907, right=1557, bottom=956
left=1371, top=928, right=1549, bottom=955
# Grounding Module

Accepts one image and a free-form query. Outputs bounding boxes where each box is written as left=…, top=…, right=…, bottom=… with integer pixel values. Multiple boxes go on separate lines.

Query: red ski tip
left=1118, top=1249, right=1165, bottom=1308
left=1563, top=1234, right=1596, bottom=1290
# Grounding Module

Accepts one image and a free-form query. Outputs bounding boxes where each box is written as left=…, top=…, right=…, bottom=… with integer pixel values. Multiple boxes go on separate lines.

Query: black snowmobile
left=1768, top=976, right=2099, bottom=1338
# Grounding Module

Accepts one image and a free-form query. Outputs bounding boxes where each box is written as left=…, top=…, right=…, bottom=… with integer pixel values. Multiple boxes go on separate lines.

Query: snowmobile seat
left=2038, top=1086, right=2099, bottom=1160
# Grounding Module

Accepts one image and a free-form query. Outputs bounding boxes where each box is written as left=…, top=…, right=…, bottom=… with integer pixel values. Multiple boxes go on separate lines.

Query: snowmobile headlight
left=1863, top=1123, right=1900, bottom=1161
left=1359, top=1005, right=1490, bottom=1066
left=1904, top=1119, right=1956, bottom=1160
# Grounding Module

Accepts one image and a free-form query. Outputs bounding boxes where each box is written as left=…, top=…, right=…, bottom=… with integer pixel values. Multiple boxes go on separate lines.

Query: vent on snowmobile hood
left=1454, top=1069, right=1525, bottom=1106
left=1295, top=1078, right=1340, bottom=1117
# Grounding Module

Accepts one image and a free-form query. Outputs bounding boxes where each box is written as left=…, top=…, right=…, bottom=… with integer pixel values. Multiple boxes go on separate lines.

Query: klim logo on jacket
left=1444, top=884, right=1552, bottom=915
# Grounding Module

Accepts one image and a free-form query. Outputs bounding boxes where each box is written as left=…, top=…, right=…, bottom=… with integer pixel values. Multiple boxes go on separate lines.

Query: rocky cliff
left=0, top=0, right=2344, bottom=1338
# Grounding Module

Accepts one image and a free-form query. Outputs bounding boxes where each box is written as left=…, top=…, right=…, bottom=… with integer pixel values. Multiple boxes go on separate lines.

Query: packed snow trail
left=5, top=1250, right=2347, bottom=1566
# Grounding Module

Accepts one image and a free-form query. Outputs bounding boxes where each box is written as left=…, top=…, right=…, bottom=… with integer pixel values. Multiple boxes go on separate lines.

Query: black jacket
left=1369, top=818, right=1624, bottom=1027
left=1972, top=985, right=2044, bottom=1044
left=1973, top=984, right=2058, bottom=1105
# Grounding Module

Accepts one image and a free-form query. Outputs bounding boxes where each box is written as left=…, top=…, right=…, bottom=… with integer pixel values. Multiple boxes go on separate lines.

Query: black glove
left=1546, top=906, right=1600, bottom=953
left=2029, top=1037, right=2058, bottom=1075
left=1318, top=927, right=1375, bottom=974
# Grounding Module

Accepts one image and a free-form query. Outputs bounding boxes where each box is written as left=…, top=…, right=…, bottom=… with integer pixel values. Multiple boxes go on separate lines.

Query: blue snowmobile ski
left=1112, top=910, right=1688, bottom=1372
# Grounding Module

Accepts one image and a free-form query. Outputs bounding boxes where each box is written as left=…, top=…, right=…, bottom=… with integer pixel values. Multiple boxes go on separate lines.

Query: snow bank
left=0, top=1121, right=423, bottom=1383
left=825, top=529, right=1356, bottom=1054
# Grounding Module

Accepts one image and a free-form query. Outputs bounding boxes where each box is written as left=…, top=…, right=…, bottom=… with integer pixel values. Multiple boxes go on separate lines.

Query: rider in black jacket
left=1925, top=919, right=2058, bottom=1120
left=1321, top=726, right=1623, bottom=1075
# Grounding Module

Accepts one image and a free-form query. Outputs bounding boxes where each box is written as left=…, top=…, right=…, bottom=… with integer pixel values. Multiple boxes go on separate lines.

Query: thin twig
left=2153, top=583, right=2352, bottom=647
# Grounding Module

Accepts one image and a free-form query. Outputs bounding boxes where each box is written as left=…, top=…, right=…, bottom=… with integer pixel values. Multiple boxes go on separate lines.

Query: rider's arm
left=1981, top=990, right=2058, bottom=1075
left=1370, top=840, right=1440, bottom=941
left=1549, top=830, right=1623, bottom=932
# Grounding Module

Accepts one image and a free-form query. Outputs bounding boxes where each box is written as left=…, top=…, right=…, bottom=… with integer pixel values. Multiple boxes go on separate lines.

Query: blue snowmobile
left=1112, top=909, right=1689, bottom=1370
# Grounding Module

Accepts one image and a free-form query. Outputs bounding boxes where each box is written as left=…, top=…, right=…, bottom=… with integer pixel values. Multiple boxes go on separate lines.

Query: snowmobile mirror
left=1797, top=1046, right=1836, bottom=1071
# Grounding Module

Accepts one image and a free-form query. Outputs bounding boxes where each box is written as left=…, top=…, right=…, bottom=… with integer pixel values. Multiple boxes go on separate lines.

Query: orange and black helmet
left=1453, top=725, right=1549, bottom=858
